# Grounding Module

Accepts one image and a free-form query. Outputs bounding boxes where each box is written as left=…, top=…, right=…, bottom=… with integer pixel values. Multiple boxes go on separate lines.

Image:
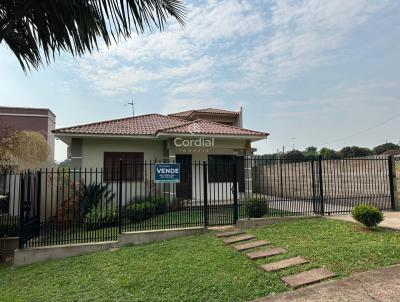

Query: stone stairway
left=217, top=229, right=337, bottom=289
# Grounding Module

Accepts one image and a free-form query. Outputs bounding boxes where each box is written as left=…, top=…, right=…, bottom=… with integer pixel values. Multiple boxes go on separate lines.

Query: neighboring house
left=0, top=106, right=56, bottom=161
left=53, top=108, right=268, bottom=201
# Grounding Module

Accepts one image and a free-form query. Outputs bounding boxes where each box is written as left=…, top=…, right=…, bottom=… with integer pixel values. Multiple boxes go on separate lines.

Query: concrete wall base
left=0, top=237, right=19, bottom=262
left=14, top=227, right=207, bottom=267
left=118, top=227, right=206, bottom=246
left=237, top=215, right=321, bottom=228
left=14, top=241, right=118, bottom=267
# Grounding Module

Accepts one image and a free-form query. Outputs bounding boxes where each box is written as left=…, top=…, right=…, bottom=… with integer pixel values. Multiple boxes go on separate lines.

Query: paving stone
left=215, top=230, right=245, bottom=238
left=223, top=234, right=255, bottom=244
left=246, top=247, right=286, bottom=260
left=281, top=268, right=337, bottom=288
left=260, top=256, right=308, bottom=272
left=233, top=240, right=270, bottom=252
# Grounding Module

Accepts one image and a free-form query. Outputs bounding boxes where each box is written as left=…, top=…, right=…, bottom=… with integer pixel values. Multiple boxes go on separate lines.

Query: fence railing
left=0, top=156, right=397, bottom=248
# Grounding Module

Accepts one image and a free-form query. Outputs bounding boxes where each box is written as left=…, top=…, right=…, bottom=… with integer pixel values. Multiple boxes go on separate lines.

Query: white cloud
left=237, top=0, right=388, bottom=93
left=68, top=0, right=389, bottom=107
left=72, top=0, right=266, bottom=95
left=171, top=80, right=215, bottom=95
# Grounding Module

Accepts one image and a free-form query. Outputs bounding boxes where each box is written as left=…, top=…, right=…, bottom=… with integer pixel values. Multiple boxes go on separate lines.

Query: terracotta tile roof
left=168, top=108, right=240, bottom=118
left=53, top=114, right=187, bottom=136
left=53, top=113, right=268, bottom=138
left=159, top=119, right=268, bottom=137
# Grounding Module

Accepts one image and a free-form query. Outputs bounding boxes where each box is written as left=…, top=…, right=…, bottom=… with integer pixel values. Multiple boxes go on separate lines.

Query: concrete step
left=223, top=234, right=255, bottom=244
left=234, top=240, right=270, bottom=252
left=282, top=268, right=337, bottom=288
left=247, top=247, right=286, bottom=260
left=215, top=230, right=245, bottom=238
left=261, top=256, right=308, bottom=272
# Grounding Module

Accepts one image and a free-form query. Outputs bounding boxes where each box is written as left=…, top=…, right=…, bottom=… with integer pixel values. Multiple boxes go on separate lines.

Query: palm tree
left=0, top=0, right=186, bottom=72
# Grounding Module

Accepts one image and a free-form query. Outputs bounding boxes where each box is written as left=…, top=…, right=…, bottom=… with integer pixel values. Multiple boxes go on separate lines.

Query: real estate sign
left=154, top=163, right=180, bottom=183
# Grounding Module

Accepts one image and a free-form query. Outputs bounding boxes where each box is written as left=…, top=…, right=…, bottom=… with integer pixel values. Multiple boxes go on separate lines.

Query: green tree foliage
left=373, top=143, right=400, bottom=155
left=0, top=0, right=186, bottom=71
left=319, top=147, right=340, bottom=159
left=282, top=150, right=305, bottom=161
left=304, top=146, right=318, bottom=160
left=339, top=146, right=373, bottom=158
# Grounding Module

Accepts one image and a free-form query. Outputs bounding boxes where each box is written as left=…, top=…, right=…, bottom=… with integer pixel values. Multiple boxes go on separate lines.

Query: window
left=104, top=152, right=144, bottom=181
left=208, top=155, right=235, bottom=182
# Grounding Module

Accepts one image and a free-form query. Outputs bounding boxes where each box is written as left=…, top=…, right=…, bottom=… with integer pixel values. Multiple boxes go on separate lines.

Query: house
left=53, top=108, right=268, bottom=201
left=0, top=106, right=56, bottom=161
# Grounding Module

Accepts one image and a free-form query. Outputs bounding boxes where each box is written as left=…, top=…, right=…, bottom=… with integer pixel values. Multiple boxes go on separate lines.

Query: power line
left=320, top=113, right=400, bottom=147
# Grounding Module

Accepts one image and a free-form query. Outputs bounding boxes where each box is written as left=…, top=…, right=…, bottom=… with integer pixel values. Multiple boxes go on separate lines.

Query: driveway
left=252, top=264, right=400, bottom=302
left=326, top=211, right=400, bottom=231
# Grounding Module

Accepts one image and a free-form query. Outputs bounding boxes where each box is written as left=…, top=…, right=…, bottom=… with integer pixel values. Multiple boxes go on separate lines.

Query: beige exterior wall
left=63, top=136, right=253, bottom=204
left=81, top=138, right=165, bottom=168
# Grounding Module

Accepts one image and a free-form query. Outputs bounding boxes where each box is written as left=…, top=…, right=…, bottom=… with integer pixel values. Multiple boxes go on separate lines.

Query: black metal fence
left=0, top=156, right=397, bottom=248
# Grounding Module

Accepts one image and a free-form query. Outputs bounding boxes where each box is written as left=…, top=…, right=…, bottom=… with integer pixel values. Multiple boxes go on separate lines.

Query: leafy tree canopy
left=373, top=143, right=399, bottom=155
left=0, top=0, right=186, bottom=71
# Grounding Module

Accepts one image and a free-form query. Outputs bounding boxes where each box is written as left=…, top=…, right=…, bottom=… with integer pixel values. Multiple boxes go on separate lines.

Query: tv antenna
left=127, top=100, right=135, bottom=116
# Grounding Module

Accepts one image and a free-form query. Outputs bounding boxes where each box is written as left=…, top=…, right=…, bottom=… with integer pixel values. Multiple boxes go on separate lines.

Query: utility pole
left=127, top=100, right=135, bottom=116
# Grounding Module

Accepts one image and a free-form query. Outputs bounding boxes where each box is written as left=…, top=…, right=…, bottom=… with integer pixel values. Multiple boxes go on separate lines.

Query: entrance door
left=176, top=155, right=192, bottom=199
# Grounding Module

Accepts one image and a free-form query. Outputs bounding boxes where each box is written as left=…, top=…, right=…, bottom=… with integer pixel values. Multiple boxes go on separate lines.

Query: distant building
left=0, top=106, right=56, bottom=161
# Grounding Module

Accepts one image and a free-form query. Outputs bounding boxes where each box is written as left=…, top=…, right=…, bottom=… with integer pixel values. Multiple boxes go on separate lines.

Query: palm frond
left=0, top=0, right=186, bottom=72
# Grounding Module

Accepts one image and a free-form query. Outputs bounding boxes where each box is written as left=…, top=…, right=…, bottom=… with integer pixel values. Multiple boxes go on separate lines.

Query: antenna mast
left=127, top=100, right=135, bottom=116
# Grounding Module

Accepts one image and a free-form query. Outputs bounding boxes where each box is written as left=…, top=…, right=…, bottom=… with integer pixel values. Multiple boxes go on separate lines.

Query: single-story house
left=53, top=108, right=269, bottom=202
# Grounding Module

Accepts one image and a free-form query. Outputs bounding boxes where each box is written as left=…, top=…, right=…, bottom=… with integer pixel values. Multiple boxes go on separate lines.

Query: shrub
left=247, top=199, right=268, bottom=218
left=84, top=206, right=118, bottom=230
left=125, top=203, right=153, bottom=222
left=80, top=183, right=115, bottom=217
left=352, top=204, right=383, bottom=228
left=0, top=216, right=19, bottom=237
left=125, top=197, right=168, bottom=223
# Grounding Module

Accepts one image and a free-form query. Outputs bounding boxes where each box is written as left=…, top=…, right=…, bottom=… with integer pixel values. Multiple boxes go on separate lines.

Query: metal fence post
left=18, top=173, right=25, bottom=249
left=318, top=156, right=325, bottom=215
left=118, top=159, right=123, bottom=234
left=311, top=159, right=317, bottom=214
left=232, top=156, right=238, bottom=224
left=388, top=155, right=398, bottom=210
left=35, top=170, right=42, bottom=237
left=203, top=161, right=208, bottom=228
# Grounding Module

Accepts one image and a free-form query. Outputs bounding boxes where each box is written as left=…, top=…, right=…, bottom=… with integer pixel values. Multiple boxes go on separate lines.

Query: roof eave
left=156, top=132, right=268, bottom=141
left=54, top=132, right=156, bottom=143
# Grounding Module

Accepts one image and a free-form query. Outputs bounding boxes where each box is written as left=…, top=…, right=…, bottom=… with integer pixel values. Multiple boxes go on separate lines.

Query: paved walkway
left=327, top=211, right=400, bottom=231
left=252, top=264, right=400, bottom=302
left=217, top=229, right=336, bottom=290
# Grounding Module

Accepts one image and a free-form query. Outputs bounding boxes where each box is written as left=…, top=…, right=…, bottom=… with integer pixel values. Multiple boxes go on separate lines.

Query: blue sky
left=1, top=0, right=400, bottom=161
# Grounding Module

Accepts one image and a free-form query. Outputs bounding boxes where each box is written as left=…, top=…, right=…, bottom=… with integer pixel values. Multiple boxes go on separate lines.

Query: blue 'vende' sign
left=154, top=163, right=180, bottom=183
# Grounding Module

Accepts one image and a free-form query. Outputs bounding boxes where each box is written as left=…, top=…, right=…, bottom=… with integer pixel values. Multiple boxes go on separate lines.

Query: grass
left=1, top=218, right=400, bottom=301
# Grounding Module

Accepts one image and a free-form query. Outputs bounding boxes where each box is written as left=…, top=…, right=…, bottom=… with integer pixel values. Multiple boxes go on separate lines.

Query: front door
left=176, top=155, right=192, bottom=199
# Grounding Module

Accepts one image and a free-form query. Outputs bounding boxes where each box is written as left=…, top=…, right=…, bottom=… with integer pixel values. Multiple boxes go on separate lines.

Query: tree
left=282, top=150, right=305, bottom=161
left=0, top=0, right=186, bottom=71
left=319, top=147, right=340, bottom=159
left=373, top=143, right=399, bottom=155
left=0, top=128, right=48, bottom=169
left=339, top=146, right=373, bottom=158
left=304, top=146, right=318, bottom=160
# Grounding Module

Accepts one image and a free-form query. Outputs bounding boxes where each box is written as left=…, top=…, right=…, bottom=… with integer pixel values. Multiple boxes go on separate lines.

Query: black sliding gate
left=0, top=156, right=396, bottom=248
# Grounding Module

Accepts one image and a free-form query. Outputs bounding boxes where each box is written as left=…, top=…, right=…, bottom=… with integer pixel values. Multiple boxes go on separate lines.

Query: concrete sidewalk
left=252, top=264, right=400, bottom=302
left=326, top=211, right=400, bottom=231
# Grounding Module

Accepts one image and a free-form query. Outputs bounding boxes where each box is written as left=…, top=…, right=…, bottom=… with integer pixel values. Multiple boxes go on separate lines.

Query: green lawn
left=1, top=218, right=400, bottom=302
